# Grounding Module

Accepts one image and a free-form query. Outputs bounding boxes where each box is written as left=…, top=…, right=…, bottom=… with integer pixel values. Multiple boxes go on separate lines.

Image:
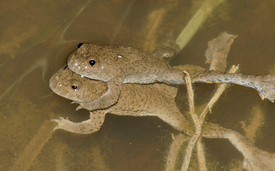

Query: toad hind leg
left=157, top=109, right=194, bottom=136
left=192, top=71, right=275, bottom=102
left=51, top=111, right=105, bottom=134
left=76, top=76, right=125, bottom=111
left=202, top=123, right=275, bottom=171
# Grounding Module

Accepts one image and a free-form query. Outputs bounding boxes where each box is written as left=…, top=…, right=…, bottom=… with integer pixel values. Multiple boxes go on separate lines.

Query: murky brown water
left=1, top=0, right=275, bottom=171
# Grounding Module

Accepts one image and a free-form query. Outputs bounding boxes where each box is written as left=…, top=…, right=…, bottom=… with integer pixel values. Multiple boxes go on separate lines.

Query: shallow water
left=1, top=0, right=275, bottom=171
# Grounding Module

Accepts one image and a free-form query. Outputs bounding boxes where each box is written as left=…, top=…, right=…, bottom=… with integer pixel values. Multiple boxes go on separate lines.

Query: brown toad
left=67, top=42, right=275, bottom=111
left=49, top=66, right=194, bottom=135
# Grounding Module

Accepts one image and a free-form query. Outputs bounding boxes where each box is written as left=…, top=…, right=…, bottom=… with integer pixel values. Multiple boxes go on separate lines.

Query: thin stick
left=194, top=65, right=239, bottom=171
left=165, top=133, right=188, bottom=171
left=184, top=71, right=195, bottom=114
left=181, top=66, right=238, bottom=171
left=196, top=138, right=207, bottom=171
left=181, top=71, right=201, bottom=171
left=199, top=65, right=239, bottom=123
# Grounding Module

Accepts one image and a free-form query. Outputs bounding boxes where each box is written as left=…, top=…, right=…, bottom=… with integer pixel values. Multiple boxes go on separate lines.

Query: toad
left=67, top=42, right=275, bottom=111
left=49, top=65, right=195, bottom=135
left=50, top=66, right=275, bottom=171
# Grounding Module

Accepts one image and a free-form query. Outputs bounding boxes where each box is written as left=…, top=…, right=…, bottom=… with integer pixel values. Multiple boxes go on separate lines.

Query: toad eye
left=87, top=57, right=99, bottom=67
left=71, top=84, right=78, bottom=91
left=77, top=43, right=83, bottom=48
left=89, top=59, right=96, bottom=66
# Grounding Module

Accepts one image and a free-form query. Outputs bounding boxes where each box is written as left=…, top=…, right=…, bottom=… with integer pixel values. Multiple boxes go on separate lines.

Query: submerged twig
left=10, top=113, right=56, bottom=171
left=90, top=146, right=110, bottom=171
left=194, top=65, right=239, bottom=171
left=196, top=138, right=207, bottom=171
left=54, top=141, right=68, bottom=171
left=180, top=66, right=239, bottom=171
left=199, top=65, right=239, bottom=123
left=241, top=104, right=265, bottom=143
left=181, top=71, right=201, bottom=171
left=165, top=133, right=188, bottom=171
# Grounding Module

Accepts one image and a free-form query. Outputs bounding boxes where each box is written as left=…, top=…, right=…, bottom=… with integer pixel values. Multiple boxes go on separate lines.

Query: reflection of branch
left=10, top=113, right=56, bottom=171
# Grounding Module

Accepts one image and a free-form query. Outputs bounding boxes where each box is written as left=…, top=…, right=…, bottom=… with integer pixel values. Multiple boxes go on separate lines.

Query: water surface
left=1, top=0, right=275, bottom=170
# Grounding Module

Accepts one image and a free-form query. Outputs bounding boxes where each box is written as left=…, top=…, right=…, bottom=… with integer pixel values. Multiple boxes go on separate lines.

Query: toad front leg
left=52, top=111, right=105, bottom=134
left=75, top=76, right=125, bottom=111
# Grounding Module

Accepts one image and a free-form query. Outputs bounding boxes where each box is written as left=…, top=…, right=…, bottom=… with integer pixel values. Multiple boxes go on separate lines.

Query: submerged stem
left=181, top=71, right=201, bottom=171
left=176, top=0, right=224, bottom=50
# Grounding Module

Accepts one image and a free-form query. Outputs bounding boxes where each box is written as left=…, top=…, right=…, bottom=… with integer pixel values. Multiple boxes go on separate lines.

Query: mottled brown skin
left=50, top=66, right=194, bottom=135
left=49, top=66, right=108, bottom=103
left=202, top=123, right=275, bottom=171
left=68, top=43, right=275, bottom=113
left=67, top=43, right=185, bottom=111
left=50, top=67, right=275, bottom=169
left=53, top=32, right=275, bottom=169
left=68, top=44, right=183, bottom=83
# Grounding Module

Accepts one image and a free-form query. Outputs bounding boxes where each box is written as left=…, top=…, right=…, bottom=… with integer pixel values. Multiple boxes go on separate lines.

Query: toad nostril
left=77, top=43, right=83, bottom=48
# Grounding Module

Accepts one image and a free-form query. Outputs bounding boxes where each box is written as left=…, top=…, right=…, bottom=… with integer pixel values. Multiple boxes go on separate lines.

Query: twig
left=197, top=137, right=207, bottom=171
left=194, top=65, right=239, bottom=171
left=165, top=133, right=188, bottom=171
left=181, top=66, right=239, bottom=171
left=197, top=138, right=207, bottom=171
left=199, top=65, right=239, bottom=123
left=181, top=71, right=201, bottom=171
